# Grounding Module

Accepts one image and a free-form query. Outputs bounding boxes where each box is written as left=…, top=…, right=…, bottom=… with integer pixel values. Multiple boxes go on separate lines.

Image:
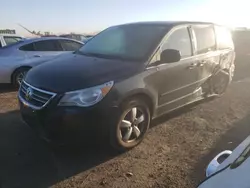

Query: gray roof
left=1, top=37, right=83, bottom=49
left=120, top=21, right=215, bottom=27
left=21, top=37, right=82, bottom=43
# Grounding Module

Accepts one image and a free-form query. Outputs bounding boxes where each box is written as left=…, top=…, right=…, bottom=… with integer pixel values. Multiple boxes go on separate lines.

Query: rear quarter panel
left=219, top=50, right=235, bottom=71
left=0, top=53, right=67, bottom=83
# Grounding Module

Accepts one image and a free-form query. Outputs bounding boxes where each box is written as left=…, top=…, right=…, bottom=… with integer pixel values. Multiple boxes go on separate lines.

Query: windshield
left=78, top=25, right=168, bottom=61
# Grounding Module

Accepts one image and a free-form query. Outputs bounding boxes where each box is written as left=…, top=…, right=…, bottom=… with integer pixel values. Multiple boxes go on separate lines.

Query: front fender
left=113, top=73, right=157, bottom=115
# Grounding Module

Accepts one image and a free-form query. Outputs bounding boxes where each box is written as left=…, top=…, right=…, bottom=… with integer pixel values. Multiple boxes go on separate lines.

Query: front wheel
left=12, top=68, right=29, bottom=88
left=110, top=98, right=151, bottom=151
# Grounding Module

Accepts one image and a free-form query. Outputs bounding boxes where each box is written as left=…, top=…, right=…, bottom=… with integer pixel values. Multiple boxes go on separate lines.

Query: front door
left=154, top=26, right=201, bottom=115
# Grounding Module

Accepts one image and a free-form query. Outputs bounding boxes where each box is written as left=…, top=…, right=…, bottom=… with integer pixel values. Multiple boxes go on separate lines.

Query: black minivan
left=18, top=21, right=235, bottom=151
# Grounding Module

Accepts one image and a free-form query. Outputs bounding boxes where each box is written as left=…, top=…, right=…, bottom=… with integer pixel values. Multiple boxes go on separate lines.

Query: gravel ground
left=0, top=65, right=250, bottom=188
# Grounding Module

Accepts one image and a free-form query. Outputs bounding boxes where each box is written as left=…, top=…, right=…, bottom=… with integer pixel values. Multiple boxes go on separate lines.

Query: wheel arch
left=11, top=66, right=32, bottom=84
left=117, top=89, right=157, bottom=117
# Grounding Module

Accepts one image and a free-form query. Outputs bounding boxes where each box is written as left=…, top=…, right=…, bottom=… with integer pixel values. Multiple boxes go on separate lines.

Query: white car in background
left=0, top=37, right=83, bottom=86
left=0, top=34, right=23, bottom=48
left=198, top=135, right=250, bottom=188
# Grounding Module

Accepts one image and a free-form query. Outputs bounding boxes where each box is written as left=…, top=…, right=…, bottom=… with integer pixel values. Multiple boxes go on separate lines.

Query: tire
left=12, top=68, right=30, bottom=88
left=109, top=98, right=151, bottom=151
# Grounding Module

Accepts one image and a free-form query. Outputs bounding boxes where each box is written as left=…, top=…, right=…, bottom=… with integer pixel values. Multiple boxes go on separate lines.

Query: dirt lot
left=0, top=62, right=250, bottom=188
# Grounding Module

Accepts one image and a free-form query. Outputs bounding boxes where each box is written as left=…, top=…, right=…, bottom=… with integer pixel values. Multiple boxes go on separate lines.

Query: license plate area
left=20, top=101, right=36, bottom=115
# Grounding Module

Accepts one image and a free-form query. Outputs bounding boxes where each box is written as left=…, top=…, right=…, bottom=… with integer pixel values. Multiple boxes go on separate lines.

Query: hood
left=25, top=53, right=144, bottom=93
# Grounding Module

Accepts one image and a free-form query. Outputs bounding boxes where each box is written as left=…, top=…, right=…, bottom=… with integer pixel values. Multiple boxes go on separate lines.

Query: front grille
left=19, top=81, right=56, bottom=109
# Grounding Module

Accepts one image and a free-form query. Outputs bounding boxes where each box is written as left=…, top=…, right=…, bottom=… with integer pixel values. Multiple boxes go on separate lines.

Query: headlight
left=58, top=81, right=114, bottom=107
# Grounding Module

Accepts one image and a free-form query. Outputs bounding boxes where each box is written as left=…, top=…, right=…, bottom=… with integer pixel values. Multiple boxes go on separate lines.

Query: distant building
left=0, top=29, right=16, bottom=34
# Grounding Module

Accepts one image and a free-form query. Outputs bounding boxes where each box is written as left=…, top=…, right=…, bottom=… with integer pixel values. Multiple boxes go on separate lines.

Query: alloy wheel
left=119, top=107, right=146, bottom=143
left=16, top=71, right=27, bottom=85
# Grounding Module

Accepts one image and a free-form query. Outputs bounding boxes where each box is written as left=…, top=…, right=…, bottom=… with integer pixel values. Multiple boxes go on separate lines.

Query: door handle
left=188, top=63, right=197, bottom=69
left=34, top=55, right=41, bottom=57
left=198, top=62, right=204, bottom=67
left=198, top=60, right=206, bottom=67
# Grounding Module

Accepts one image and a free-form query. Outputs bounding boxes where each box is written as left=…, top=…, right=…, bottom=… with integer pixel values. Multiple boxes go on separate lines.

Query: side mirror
left=160, top=49, right=181, bottom=63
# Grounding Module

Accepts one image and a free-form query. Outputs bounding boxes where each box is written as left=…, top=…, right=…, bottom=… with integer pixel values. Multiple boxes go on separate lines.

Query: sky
left=1, top=0, right=249, bottom=36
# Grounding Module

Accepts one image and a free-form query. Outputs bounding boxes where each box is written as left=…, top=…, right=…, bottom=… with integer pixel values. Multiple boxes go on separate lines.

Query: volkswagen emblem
left=25, top=87, right=33, bottom=101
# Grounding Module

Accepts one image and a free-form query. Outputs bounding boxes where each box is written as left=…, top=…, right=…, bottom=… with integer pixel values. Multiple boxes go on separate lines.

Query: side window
left=19, top=43, right=35, bottom=51
left=193, top=25, right=216, bottom=54
left=215, top=26, right=234, bottom=50
left=33, top=40, right=62, bottom=51
left=60, top=40, right=83, bottom=51
left=162, top=27, right=192, bottom=58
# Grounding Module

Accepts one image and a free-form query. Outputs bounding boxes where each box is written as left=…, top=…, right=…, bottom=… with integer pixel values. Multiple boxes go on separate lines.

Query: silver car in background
left=0, top=34, right=23, bottom=48
left=0, top=37, right=83, bottom=86
left=198, top=135, right=250, bottom=188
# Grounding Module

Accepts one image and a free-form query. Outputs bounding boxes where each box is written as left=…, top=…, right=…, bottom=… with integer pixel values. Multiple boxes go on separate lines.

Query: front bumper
left=19, top=95, right=119, bottom=141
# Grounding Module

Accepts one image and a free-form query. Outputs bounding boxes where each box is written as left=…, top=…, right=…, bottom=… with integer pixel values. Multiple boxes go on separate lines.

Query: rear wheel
left=110, top=98, right=151, bottom=151
left=12, top=68, right=30, bottom=87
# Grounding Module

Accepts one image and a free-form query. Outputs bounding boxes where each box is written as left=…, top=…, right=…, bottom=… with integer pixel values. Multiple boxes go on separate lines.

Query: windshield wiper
left=75, top=51, right=125, bottom=60
left=231, top=145, right=250, bottom=169
left=75, top=51, right=103, bottom=58
left=75, top=51, right=139, bottom=61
